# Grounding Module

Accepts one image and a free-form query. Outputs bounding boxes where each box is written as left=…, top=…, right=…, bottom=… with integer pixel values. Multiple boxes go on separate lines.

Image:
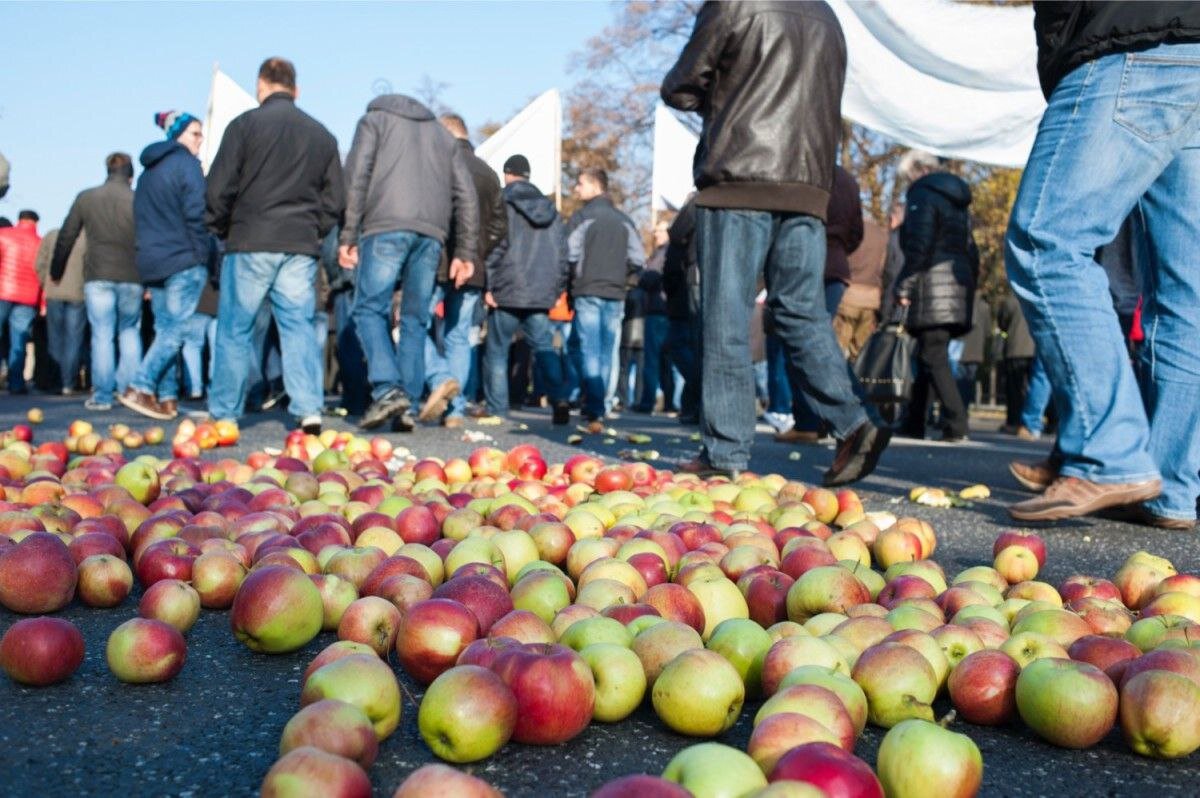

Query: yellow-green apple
left=559, top=616, right=633, bottom=651
left=662, top=742, right=767, bottom=798
left=279, top=699, right=378, bottom=767
left=886, top=604, right=942, bottom=634
left=259, top=746, right=370, bottom=798
left=930, top=624, right=985, bottom=669
left=767, top=742, right=882, bottom=798
left=417, top=664, right=517, bottom=762
left=1011, top=609, right=1092, bottom=648
left=754, top=683, right=855, bottom=749
left=527, top=521, right=575, bottom=567
left=139, top=578, right=201, bottom=632
left=851, top=643, right=937, bottom=727
left=706, top=618, right=773, bottom=697
left=0, top=617, right=85, bottom=685
left=872, top=528, right=922, bottom=569
left=392, top=763, right=503, bottom=798
left=1120, top=670, right=1200, bottom=758
left=1000, top=631, right=1068, bottom=668
left=761, top=635, right=849, bottom=696
left=303, top=641, right=377, bottom=684
left=579, top=642, right=647, bottom=722
left=1114, top=559, right=1175, bottom=610
left=881, top=629, right=950, bottom=688
left=993, top=545, right=1038, bottom=584
left=686, top=576, right=749, bottom=639
left=786, top=566, right=870, bottom=623
left=106, top=617, right=186, bottom=683
left=1142, top=591, right=1200, bottom=624
left=190, top=551, right=246, bottom=609
left=337, top=596, right=402, bottom=657
left=1015, top=657, right=1118, bottom=748
left=325, top=547, right=388, bottom=591
left=777, top=665, right=868, bottom=736
left=0, top=531, right=77, bottom=613
left=114, top=461, right=161, bottom=505
left=952, top=565, right=1008, bottom=593
left=232, top=565, right=324, bottom=653
left=301, top=653, right=401, bottom=740
left=992, top=530, right=1046, bottom=567
left=631, top=621, right=704, bottom=686
left=395, top=598, right=480, bottom=684
left=827, top=616, right=894, bottom=661
left=310, top=574, right=359, bottom=631
left=876, top=718, right=982, bottom=798
left=1125, top=615, right=1199, bottom=652
left=947, top=649, right=1019, bottom=725
left=550, top=604, right=599, bottom=638
left=489, top=642, right=595, bottom=744
left=76, top=553, right=133, bottom=608
left=884, top=560, right=947, bottom=593
left=1154, top=573, right=1200, bottom=599
left=510, top=569, right=572, bottom=624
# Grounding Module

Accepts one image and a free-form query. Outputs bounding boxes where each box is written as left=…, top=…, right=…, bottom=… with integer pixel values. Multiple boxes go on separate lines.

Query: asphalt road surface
left=1, top=394, right=1197, bottom=797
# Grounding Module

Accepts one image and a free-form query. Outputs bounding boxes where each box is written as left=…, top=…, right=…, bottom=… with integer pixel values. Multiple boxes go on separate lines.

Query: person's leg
left=181, top=312, right=211, bottom=398
left=557, top=320, right=580, bottom=403
left=917, top=328, right=967, bottom=438
left=959, top=362, right=980, bottom=415
left=6, top=304, right=34, bottom=392
left=427, top=285, right=478, bottom=420
left=45, top=300, right=66, bottom=391
left=483, top=307, right=518, bottom=417
left=146, top=287, right=178, bottom=402
left=205, top=317, right=217, bottom=382
left=394, top=235, right=442, bottom=403
left=114, top=283, right=143, bottom=396
left=333, top=290, right=368, bottom=415
left=132, top=266, right=206, bottom=400
left=668, top=317, right=699, bottom=418
left=601, top=300, right=624, bottom=415
left=269, top=254, right=323, bottom=421
left=573, top=297, right=609, bottom=421
left=566, top=320, right=584, bottom=404
left=1003, top=358, right=1030, bottom=428
left=524, top=311, right=564, bottom=407
left=61, top=301, right=88, bottom=391
left=84, top=282, right=117, bottom=404
left=423, top=284, right=451, bottom=396
left=351, top=232, right=408, bottom=401
left=638, top=314, right=667, bottom=411
left=208, top=254, right=273, bottom=421
left=1020, top=355, right=1052, bottom=435
left=1005, top=46, right=1200, bottom=487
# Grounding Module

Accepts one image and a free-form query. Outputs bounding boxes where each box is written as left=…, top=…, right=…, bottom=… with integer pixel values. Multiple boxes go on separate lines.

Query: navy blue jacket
left=134, top=141, right=210, bottom=284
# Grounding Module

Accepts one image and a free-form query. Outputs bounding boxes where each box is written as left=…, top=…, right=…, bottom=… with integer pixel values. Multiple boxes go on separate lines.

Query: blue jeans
left=696, top=208, right=867, bottom=470
left=667, top=317, right=700, bottom=417
left=84, top=281, right=143, bottom=403
left=0, top=301, right=36, bottom=392
left=485, top=308, right=563, bottom=416
left=208, top=252, right=323, bottom=420
left=46, top=299, right=87, bottom=391
left=571, top=296, right=623, bottom=420
left=1020, top=355, right=1052, bottom=435
left=333, top=291, right=369, bottom=415
left=636, top=314, right=669, bottom=411
left=791, top=280, right=849, bottom=432
left=555, top=320, right=579, bottom=402
left=424, top=284, right=481, bottom=419
left=1006, top=43, right=1200, bottom=520
left=134, top=265, right=207, bottom=400
left=182, top=312, right=212, bottom=398
left=352, top=231, right=441, bottom=401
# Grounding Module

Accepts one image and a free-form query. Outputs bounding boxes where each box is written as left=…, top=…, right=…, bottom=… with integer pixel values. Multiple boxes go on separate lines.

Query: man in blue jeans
left=567, top=168, right=644, bottom=433
left=339, top=95, right=478, bottom=431
left=205, top=58, right=344, bottom=433
left=662, top=1, right=889, bottom=484
left=1006, top=4, right=1200, bottom=528
left=121, top=110, right=211, bottom=420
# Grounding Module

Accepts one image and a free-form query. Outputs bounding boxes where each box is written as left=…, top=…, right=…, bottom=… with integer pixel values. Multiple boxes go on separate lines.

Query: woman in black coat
left=894, top=152, right=979, bottom=441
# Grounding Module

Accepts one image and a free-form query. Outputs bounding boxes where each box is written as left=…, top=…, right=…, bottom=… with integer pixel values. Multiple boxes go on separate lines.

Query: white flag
left=201, top=67, right=258, bottom=174
left=475, top=89, right=562, bottom=202
left=652, top=104, right=698, bottom=213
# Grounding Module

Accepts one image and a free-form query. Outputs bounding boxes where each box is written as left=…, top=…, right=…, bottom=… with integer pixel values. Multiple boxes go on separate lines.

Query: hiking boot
left=361, top=388, right=410, bottom=430
left=418, top=378, right=460, bottom=423
left=552, top=402, right=571, bottom=426
left=823, top=421, right=891, bottom=487
left=1009, top=459, right=1058, bottom=493
left=1008, top=477, right=1163, bottom=522
left=117, top=387, right=173, bottom=421
left=1098, top=503, right=1198, bottom=531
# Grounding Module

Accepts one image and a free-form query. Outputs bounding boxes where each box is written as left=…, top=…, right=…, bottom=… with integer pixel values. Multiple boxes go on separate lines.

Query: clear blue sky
left=0, top=1, right=616, bottom=228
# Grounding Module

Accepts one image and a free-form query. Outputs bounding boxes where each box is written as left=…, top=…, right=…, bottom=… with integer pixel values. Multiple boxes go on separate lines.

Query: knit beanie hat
left=503, top=154, right=531, bottom=178
left=155, top=111, right=201, bottom=141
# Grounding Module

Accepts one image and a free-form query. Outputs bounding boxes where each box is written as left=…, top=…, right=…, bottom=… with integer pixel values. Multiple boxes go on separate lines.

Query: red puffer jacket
left=0, top=219, right=42, bottom=306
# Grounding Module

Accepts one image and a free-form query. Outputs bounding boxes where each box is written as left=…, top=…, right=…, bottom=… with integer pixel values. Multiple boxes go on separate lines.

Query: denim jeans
left=696, top=208, right=867, bottom=470
left=1020, top=355, right=1052, bottom=435
left=571, top=296, right=623, bottom=420
left=133, top=265, right=207, bottom=400
left=1005, top=43, right=1200, bottom=519
left=555, top=320, right=580, bottom=402
left=352, top=230, right=441, bottom=402
left=667, top=316, right=700, bottom=417
left=333, top=290, right=369, bottom=415
left=485, top=308, right=563, bottom=416
left=791, top=280, right=849, bottom=432
left=208, top=252, right=323, bottom=420
left=84, top=281, right=143, bottom=403
left=636, top=314, right=669, bottom=411
left=46, top=299, right=87, bottom=391
left=0, top=301, right=36, bottom=392
left=424, top=284, right=481, bottom=419
left=182, top=312, right=212, bottom=398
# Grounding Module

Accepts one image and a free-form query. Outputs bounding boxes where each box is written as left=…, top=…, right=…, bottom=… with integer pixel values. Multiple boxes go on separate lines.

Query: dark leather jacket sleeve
left=895, top=195, right=937, bottom=299
left=661, top=3, right=727, bottom=114
left=449, top=147, right=480, bottom=265
left=484, top=183, right=508, bottom=260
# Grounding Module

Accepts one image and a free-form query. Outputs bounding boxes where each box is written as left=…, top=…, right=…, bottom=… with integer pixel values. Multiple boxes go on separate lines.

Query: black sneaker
left=552, top=402, right=571, bottom=426
left=391, top=411, right=416, bottom=433
left=299, top=415, right=321, bottom=435
left=361, top=388, right=410, bottom=430
left=823, top=421, right=891, bottom=486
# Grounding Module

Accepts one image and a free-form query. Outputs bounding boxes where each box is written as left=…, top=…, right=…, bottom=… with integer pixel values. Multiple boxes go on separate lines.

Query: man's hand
left=338, top=245, right=358, bottom=269
left=449, top=258, right=474, bottom=288
left=898, top=297, right=911, bottom=307
left=484, top=291, right=497, bottom=309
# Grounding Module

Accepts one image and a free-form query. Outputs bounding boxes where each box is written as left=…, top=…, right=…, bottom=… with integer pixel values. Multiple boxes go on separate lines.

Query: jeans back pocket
left=1114, top=53, right=1200, bottom=142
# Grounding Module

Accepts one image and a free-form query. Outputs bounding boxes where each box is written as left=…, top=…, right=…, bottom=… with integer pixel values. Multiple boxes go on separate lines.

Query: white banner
left=651, top=104, right=698, bottom=212
left=475, top=89, right=562, bottom=202
left=201, top=67, right=258, bottom=174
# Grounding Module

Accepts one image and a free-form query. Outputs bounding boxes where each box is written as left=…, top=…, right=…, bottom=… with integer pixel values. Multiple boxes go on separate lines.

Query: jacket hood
left=912, top=172, right=971, bottom=208
left=505, top=180, right=557, bottom=228
left=140, top=140, right=186, bottom=168
left=367, top=94, right=435, bottom=121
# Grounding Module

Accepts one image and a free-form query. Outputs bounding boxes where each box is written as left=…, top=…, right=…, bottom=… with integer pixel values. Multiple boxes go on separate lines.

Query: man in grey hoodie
left=339, top=94, right=480, bottom=431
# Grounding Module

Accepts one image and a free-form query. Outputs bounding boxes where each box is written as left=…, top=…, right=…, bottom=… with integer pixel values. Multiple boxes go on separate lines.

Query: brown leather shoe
left=443, top=416, right=464, bottom=430
left=1009, top=477, right=1163, bottom=522
left=1009, top=459, right=1058, bottom=493
left=419, top=378, right=460, bottom=423
left=159, top=399, right=178, bottom=419
left=1098, top=503, right=1197, bottom=531
left=117, top=387, right=173, bottom=421
left=775, top=428, right=821, bottom=445
left=823, top=421, right=891, bottom=487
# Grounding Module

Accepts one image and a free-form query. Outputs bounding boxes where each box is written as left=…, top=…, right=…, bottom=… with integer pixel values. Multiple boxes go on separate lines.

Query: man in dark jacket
left=205, top=58, right=344, bottom=433
left=995, top=293, right=1034, bottom=433
left=566, top=167, right=644, bottom=433
left=632, top=219, right=671, bottom=414
left=894, top=150, right=978, bottom=442
left=662, top=0, right=888, bottom=484
left=483, top=155, right=571, bottom=424
left=339, top=94, right=478, bottom=431
left=419, top=114, right=506, bottom=429
left=52, top=152, right=142, bottom=411
left=1006, top=3, right=1200, bottom=526
left=120, top=111, right=209, bottom=421
left=663, top=197, right=700, bottom=424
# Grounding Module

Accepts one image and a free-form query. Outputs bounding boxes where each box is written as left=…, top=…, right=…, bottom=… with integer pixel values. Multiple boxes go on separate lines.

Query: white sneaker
left=763, top=412, right=795, bottom=434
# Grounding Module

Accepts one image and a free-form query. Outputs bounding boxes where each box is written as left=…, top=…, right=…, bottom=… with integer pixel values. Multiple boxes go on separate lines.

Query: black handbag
left=853, top=307, right=918, bottom=409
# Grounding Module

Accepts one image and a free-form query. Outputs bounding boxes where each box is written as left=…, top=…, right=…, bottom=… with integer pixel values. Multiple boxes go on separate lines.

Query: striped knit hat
left=155, top=110, right=200, bottom=141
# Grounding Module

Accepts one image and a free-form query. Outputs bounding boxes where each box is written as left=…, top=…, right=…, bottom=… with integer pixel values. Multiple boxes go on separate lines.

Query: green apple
left=559, top=616, right=633, bottom=651
left=1120, top=670, right=1200, bottom=759
left=580, top=643, right=647, bottom=723
left=661, top=742, right=767, bottom=798
left=706, top=618, right=773, bottom=698
left=851, top=643, right=936, bottom=728
left=417, top=665, right=517, bottom=762
left=777, top=665, right=869, bottom=735
left=687, top=576, right=750, bottom=639
left=652, top=649, right=745, bottom=736
left=300, top=654, right=402, bottom=740
left=1015, top=657, right=1117, bottom=748
left=876, top=718, right=983, bottom=798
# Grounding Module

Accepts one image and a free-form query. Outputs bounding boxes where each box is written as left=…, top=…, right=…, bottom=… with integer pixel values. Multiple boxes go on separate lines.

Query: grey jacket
left=340, top=94, right=479, bottom=265
left=567, top=196, right=644, bottom=301
left=36, top=229, right=86, bottom=304
left=51, top=176, right=139, bottom=284
left=486, top=180, right=568, bottom=311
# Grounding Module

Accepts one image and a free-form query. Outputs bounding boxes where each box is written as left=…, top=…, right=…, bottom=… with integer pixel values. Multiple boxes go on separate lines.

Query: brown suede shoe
left=117, top=387, right=173, bottom=421
left=159, top=399, right=178, bottom=419
left=418, top=378, right=460, bottom=423
left=1098, top=503, right=1197, bottom=531
left=774, top=428, right=821, bottom=445
left=1009, top=477, right=1162, bottom=522
left=823, top=421, right=891, bottom=487
left=1009, top=459, right=1058, bottom=493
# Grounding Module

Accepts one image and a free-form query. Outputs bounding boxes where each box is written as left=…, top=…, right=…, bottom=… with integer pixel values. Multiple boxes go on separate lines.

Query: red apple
left=105, top=617, right=187, bottom=683
left=432, top=575, right=514, bottom=635
left=0, top=531, right=77, bottom=613
left=76, top=553, right=134, bottom=608
left=768, top=742, right=883, bottom=798
left=394, top=598, right=480, bottom=684
left=992, top=530, right=1046, bottom=568
left=0, top=617, right=85, bottom=685
left=260, top=746, right=371, bottom=798
left=947, top=649, right=1020, bottom=725
left=338, top=596, right=403, bottom=657
left=392, top=764, right=503, bottom=798
left=488, top=642, right=595, bottom=744
left=279, top=699, right=379, bottom=768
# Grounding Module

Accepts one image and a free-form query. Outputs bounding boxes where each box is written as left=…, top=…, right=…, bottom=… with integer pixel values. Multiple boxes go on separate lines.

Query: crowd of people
left=0, top=1, right=1198, bottom=517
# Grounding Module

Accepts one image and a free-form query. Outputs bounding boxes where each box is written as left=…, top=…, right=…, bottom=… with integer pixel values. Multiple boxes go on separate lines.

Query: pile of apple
left=170, top=418, right=239, bottom=458
left=2, top=426, right=1200, bottom=797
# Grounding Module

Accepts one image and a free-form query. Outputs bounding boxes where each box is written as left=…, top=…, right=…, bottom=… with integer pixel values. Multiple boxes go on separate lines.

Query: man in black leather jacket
left=661, top=0, right=889, bottom=485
